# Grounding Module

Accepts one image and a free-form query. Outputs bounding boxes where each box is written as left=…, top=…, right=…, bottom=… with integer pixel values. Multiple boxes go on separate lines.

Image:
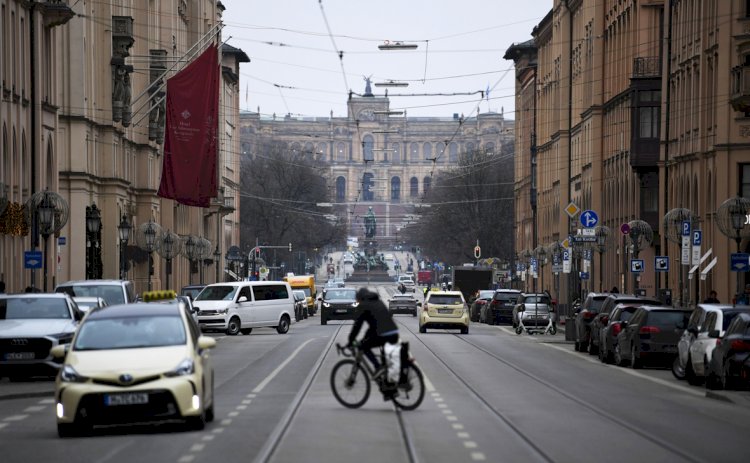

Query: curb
left=705, top=390, right=739, bottom=404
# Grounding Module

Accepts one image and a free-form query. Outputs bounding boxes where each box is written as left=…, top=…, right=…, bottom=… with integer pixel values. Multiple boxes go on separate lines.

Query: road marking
left=38, top=399, right=54, bottom=405
left=228, top=411, right=239, bottom=417
left=241, top=399, right=252, bottom=404
left=457, top=432, right=470, bottom=438
left=438, top=403, right=447, bottom=409
left=23, top=406, right=45, bottom=413
left=253, top=338, right=317, bottom=393
left=212, top=427, right=224, bottom=434
left=190, top=444, right=205, bottom=452
left=442, top=409, right=452, bottom=414
left=452, top=423, right=464, bottom=430
left=246, top=393, right=256, bottom=398
left=236, top=405, right=247, bottom=410
left=471, top=452, right=487, bottom=461
left=463, top=441, right=478, bottom=449
left=541, top=342, right=704, bottom=397
left=221, top=419, right=232, bottom=425
left=434, top=397, right=444, bottom=402
left=431, top=392, right=440, bottom=397
left=446, top=415, right=458, bottom=421
left=202, top=435, right=215, bottom=441
left=3, top=415, right=28, bottom=422
left=422, top=370, right=436, bottom=392
left=0, top=423, right=7, bottom=430
left=497, top=326, right=516, bottom=335
left=177, top=456, right=195, bottom=463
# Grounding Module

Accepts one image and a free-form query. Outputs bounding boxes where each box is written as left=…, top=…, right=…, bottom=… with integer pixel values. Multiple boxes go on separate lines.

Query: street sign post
left=655, top=256, right=669, bottom=272
left=24, top=251, right=43, bottom=269
left=631, top=259, right=645, bottom=273
left=681, top=220, right=691, bottom=265
left=691, top=230, right=702, bottom=265
left=562, top=250, right=571, bottom=274
left=620, top=223, right=631, bottom=235
left=580, top=210, right=599, bottom=228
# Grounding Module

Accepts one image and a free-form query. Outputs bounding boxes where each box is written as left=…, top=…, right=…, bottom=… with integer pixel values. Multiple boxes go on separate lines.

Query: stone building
left=506, top=0, right=750, bottom=310
left=0, top=1, right=246, bottom=294
left=238, top=88, right=514, bottom=249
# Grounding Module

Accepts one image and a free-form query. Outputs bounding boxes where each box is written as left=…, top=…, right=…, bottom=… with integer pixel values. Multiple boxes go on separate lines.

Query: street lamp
left=627, top=220, right=653, bottom=293
left=595, top=225, right=610, bottom=292
left=522, top=249, right=533, bottom=292
left=117, top=214, right=132, bottom=280
left=156, top=229, right=182, bottom=290
left=136, top=220, right=162, bottom=291
left=85, top=204, right=102, bottom=280
left=716, top=196, right=750, bottom=303
left=535, top=246, right=547, bottom=294
left=26, top=189, right=69, bottom=292
left=184, top=235, right=198, bottom=285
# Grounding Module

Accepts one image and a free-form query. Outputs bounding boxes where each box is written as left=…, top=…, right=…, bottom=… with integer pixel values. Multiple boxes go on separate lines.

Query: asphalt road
left=0, top=283, right=748, bottom=463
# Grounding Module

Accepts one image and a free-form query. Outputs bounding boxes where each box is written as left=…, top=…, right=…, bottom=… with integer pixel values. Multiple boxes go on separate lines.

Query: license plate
left=438, top=309, right=453, bottom=314
left=4, top=352, right=34, bottom=360
left=105, top=393, right=149, bottom=406
left=399, top=306, right=409, bottom=310
left=335, top=309, right=348, bottom=314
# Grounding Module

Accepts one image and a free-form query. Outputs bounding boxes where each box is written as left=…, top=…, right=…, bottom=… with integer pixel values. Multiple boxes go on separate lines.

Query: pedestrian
left=0, top=280, right=5, bottom=294
left=610, top=286, right=619, bottom=294
left=703, top=290, right=720, bottom=304
left=738, top=284, right=750, bottom=305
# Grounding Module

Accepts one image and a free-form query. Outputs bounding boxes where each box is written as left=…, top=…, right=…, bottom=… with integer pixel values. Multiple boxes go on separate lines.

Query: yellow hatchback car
left=51, top=300, right=216, bottom=437
left=419, top=291, right=470, bottom=334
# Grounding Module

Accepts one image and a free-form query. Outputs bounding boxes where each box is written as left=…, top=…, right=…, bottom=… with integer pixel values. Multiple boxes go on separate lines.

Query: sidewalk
left=0, top=377, right=55, bottom=401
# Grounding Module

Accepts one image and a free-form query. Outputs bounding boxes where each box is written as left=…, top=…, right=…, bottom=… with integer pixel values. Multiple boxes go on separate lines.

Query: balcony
left=632, top=57, right=660, bottom=79
left=730, top=66, right=750, bottom=113
left=40, top=1, right=75, bottom=28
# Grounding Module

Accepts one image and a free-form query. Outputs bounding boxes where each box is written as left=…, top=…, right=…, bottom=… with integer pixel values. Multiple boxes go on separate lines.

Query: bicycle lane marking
left=252, top=337, right=318, bottom=394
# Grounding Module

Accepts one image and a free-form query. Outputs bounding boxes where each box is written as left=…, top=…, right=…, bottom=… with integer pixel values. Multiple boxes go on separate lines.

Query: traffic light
left=254, top=247, right=261, bottom=259
left=289, top=242, right=293, bottom=252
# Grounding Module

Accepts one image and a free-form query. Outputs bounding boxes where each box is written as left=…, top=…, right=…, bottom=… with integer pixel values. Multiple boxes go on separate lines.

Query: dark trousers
left=361, top=333, right=399, bottom=369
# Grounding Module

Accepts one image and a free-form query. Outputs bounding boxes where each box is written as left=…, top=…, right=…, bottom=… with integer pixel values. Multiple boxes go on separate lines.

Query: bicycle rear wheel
left=392, top=363, right=425, bottom=411
left=330, top=359, right=371, bottom=408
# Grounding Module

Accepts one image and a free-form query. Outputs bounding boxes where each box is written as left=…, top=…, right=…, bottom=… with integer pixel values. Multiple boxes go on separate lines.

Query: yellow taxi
left=51, top=292, right=216, bottom=437
left=419, top=290, right=470, bottom=334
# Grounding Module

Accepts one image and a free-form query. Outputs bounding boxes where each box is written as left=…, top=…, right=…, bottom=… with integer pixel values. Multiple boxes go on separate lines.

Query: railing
left=632, top=56, right=661, bottom=78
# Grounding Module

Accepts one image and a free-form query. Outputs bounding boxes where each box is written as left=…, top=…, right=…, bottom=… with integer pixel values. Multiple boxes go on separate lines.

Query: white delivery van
left=193, top=281, right=294, bottom=335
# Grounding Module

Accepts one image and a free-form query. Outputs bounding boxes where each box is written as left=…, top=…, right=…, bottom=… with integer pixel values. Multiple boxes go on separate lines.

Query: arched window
left=410, top=177, right=418, bottom=197
left=423, top=177, right=431, bottom=195
left=449, top=142, right=458, bottom=162
left=392, top=143, right=400, bottom=164
left=484, top=142, right=495, bottom=154
left=290, top=142, right=301, bottom=156
left=363, top=172, right=374, bottom=201
left=336, top=176, right=346, bottom=202
left=410, top=143, right=419, bottom=162
left=318, top=142, right=327, bottom=162
left=436, top=142, right=446, bottom=163
left=304, top=142, right=314, bottom=159
left=466, top=142, right=475, bottom=153
left=363, top=135, right=374, bottom=162
left=423, top=143, right=432, bottom=162
left=337, top=142, right=346, bottom=162
left=391, top=177, right=401, bottom=201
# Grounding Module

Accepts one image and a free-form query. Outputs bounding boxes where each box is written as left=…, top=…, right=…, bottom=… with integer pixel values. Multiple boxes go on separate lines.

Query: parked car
left=574, top=292, right=610, bottom=352
left=468, top=290, right=495, bottom=322
left=194, top=281, right=294, bottom=335
left=512, top=293, right=553, bottom=330
left=51, top=300, right=216, bottom=436
left=388, top=293, right=419, bottom=316
left=674, top=304, right=750, bottom=384
left=55, top=279, right=137, bottom=306
left=483, top=289, right=522, bottom=325
left=598, top=303, right=641, bottom=364
left=706, top=312, right=750, bottom=390
left=614, top=305, right=691, bottom=369
left=72, top=296, right=107, bottom=313
left=320, top=288, right=358, bottom=325
left=419, top=291, right=469, bottom=334
left=0, top=294, right=84, bottom=378
left=587, top=294, right=662, bottom=355
left=292, top=290, right=308, bottom=322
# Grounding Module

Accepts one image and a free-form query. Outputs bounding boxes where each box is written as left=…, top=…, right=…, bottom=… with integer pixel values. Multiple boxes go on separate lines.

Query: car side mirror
left=50, top=344, right=69, bottom=359
left=238, top=296, right=248, bottom=303
left=708, top=329, right=720, bottom=338
left=417, top=302, right=422, bottom=307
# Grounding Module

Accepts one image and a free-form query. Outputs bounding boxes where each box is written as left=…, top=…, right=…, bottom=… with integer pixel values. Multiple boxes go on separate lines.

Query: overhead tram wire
left=318, top=0, right=350, bottom=96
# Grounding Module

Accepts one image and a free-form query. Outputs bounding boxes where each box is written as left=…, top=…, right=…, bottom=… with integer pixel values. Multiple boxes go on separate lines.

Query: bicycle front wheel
left=392, top=363, right=425, bottom=411
left=330, top=359, right=371, bottom=409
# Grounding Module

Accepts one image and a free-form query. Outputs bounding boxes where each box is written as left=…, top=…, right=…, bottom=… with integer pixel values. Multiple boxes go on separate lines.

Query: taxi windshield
left=74, top=315, right=186, bottom=350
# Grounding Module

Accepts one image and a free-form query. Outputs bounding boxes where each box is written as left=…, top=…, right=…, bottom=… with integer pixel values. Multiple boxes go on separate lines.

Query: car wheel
left=686, top=357, right=702, bottom=386
left=419, top=326, right=426, bottom=334
left=614, top=344, right=625, bottom=366
left=206, top=373, right=215, bottom=423
left=588, top=340, right=598, bottom=356
left=574, top=341, right=581, bottom=352
left=276, top=315, right=291, bottom=334
left=240, top=328, right=253, bottom=335
left=226, top=316, right=241, bottom=336
left=461, top=326, right=469, bottom=335
left=57, top=422, right=79, bottom=438
left=321, top=316, right=327, bottom=325
left=671, top=357, right=686, bottom=380
left=630, top=344, right=642, bottom=369
left=720, top=361, right=730, bottom=390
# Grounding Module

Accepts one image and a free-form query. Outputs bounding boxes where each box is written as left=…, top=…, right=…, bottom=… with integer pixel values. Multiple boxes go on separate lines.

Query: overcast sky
left=220, top=0, right=551, bottom=120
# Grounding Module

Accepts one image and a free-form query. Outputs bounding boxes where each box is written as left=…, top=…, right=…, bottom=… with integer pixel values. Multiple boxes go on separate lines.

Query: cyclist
left=348, top=288, right=400, bottom=395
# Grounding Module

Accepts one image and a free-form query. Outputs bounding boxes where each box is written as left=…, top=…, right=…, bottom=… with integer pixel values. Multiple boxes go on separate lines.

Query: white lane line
left=441, top=409, right=452, bottom=414
left=212, top=427, right=224, bottom=434
left=463, top=441, right=478, bottom=449
left=438, top=403, right=447, bottom=409
left=202, top=435, right=215, bottom=441
left=177, top=456, right=195, bottom=463
left=220, top=419, right=232, bottom=425
left=431, top=392, right=441, bottom=397
left=38, top=399, right=54, bottom=405
left=0, top=423, right=7, bottom=430
left=422, top=369, right=436, bottom=392
left=541, top=343, right=704, bottom=397
left=228, top=411, right=239, bottom=417
left=457, top=432, right=470, bottom=439
left=246, top=393, right=256, bottom=398
left=471, top=452, right=487, bottom=461
left=23, top=406, right=45, bottom=413
left=190, top=444, right=205, bottom=452
left=252, top=338, right=317, bottom=393
left=241, top=399, right=252, bottom=405
left=446, top=416, right=458, bottom=421
left=236, top=405, right=247, bottom=410
left=497, top=326, right=516, bottom=335
left=452, top=423, right=464, bottom=430
left=434, top=397, right=444, bottom=403
left=3, top=415, right=28, bottom=422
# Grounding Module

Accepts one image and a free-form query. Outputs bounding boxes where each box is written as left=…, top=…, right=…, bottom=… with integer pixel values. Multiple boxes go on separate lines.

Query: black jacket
left=349, top=290, right=398, bottom=343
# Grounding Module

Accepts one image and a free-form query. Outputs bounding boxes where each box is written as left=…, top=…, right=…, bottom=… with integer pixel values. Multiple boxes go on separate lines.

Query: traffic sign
left=681, top=220, right=691, bottom=237
left=24, top=251, right=43, bottom=269
left=620, top=223, right=630, bottom=235
left=580, top=210, right=599, bottom=228
left=631, top=259, right=644, bottom=273
left=565, top=202, right=580, bottom=218
left=580, top=272, right=590, bottom=280
left=692, top=230, right=702, bottom=246
left=58, top=236, right=66, bottom=246
left=474, top=245, right=481, bottom=259
left=681, top=234, right=690, bottom=265
left=655, top=256, right=669, bottom=272
left=730, top=253, right=750, bottom=272
left=572, top=235, right=597, bottom=243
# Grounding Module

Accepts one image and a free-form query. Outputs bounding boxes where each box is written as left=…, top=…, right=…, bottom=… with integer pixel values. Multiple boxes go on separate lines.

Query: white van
left=193, top=281, right=295, bottom=335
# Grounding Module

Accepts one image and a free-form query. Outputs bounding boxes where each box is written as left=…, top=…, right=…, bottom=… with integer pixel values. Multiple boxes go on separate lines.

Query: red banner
left=158, top=44, right=219, bottom=207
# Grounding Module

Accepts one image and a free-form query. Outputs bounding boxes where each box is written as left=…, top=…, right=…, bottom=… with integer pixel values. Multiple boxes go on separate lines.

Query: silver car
left=512, top=293, right=553, bottom=329
left=0, top=294, right=83, bottom=377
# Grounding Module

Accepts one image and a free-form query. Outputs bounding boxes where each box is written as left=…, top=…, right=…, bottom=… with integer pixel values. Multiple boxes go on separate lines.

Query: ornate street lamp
left=183, top=235, right=199, bottom=285
left=628, top=220, right=653, bottom=293
left=595, top=225, right=610, bottom=292
left=26, top=189, right=69, bottom=291
left=716, top=196, right=750, bottom=302
left=117, top=214, right=132, bottom=280
left=135, top=220, right=162, bottom=291
left=156, top=229, right=182, bottom=290
left=85, top=204, right=102, bottom=280
left=196, top=237, right=213, bottom=285
left=535, top=245, right=547, bottom=294
left=522, top=249, right=533, bottom=293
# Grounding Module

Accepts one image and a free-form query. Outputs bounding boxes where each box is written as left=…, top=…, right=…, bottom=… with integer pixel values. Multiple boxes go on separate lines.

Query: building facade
left=238, top=91, right=514, bottom=248
left=0, top=0, right=246, bottom=294
left=507, top=0, right=750, bottom=310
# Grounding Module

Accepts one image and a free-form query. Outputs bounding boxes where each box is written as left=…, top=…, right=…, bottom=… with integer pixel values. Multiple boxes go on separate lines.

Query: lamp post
left=716, top=196, right=750, bottom=303
left=535, top=246, right=547, bottom=294
left=196, top=238, right=213, bottom=285
left=37, top=197, right=55, bottom=291
left=214, top=247, right=221, bottom=282
left=156, top=229, right=182, bottom=290
left=85, top=204, right=102, bottom=280
left=117, top=214, right=132, bottom=280
left=595, top=225, right=610, bottom=293
left=522, top=249, right=533, bottom=293
left=184, top=236, right=198, bottom=285
left=26, top=189, right=69, bottom=292
left=136, top=220, right=162, bottom=291
left=627, top=220, right=653, bottom=294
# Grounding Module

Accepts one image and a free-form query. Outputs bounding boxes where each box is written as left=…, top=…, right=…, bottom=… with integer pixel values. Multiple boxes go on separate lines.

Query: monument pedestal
left=346, top=239, right=393, bottom=283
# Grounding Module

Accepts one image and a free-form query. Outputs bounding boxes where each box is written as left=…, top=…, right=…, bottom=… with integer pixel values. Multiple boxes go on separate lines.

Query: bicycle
left=330, top=342, right=425, bottom=411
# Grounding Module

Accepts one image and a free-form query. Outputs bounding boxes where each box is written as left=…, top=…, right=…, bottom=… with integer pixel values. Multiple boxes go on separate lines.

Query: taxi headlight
left=165, top=358, right=195, bottom=377
left=60, top=365, right=88, bottom=383
left=351, top=302, right=359, bottom=308
left=323, top=302, right=331, bottom=308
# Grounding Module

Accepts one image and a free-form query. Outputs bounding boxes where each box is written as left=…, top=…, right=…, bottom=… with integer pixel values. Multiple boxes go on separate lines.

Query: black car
left=483, top=289, right=522, bottom=325
left=469, top=290, right=495, bottom=323
left=598, top=303, right=640, bottom=364
left=587, top=294, right=661, bottom=355
left=320, top=288, right=358, bottom=325
left=574, top=292, right=610, bottom=352
left=614, top=305, right=691, bottom=369
left=706, top=312, right=750, bottom=390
